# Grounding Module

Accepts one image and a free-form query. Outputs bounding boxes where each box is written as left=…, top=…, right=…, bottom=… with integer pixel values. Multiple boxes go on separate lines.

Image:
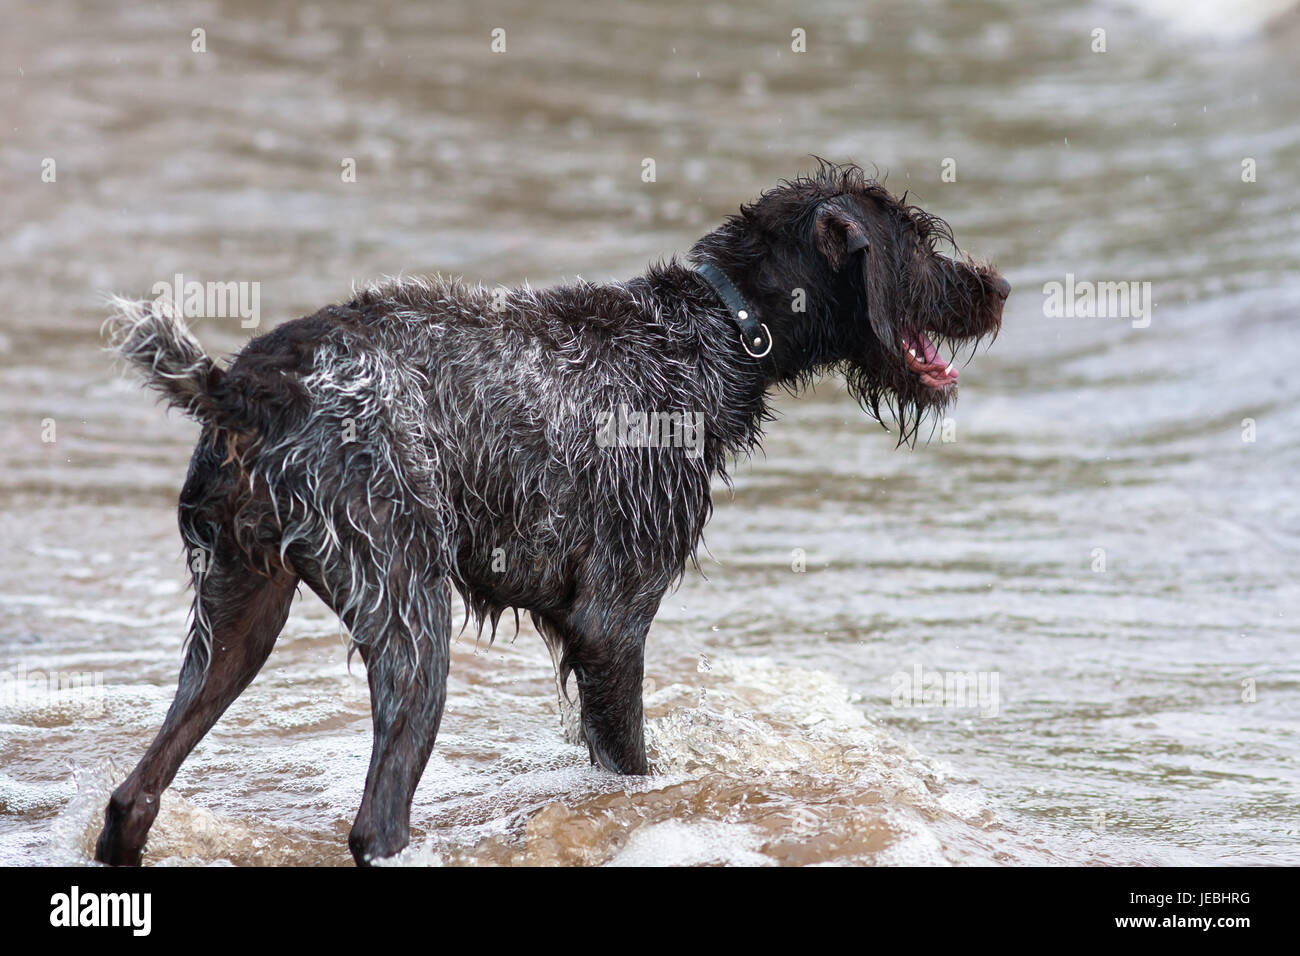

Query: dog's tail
left=103, top=296, right=226, bottom=424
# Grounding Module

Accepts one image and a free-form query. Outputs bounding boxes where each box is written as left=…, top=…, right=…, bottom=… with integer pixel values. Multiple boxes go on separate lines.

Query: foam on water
left=607, top=820, right=771, bottom=867
left=49, top=763, right=328, bottom=867
left=43, top=653, right=1030, bottom=867
left=1121, top=0, right=1297, bottom=37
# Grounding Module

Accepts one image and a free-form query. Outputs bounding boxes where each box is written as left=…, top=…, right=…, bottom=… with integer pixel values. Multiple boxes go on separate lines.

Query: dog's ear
left=813, top=201, right=870, bottom=269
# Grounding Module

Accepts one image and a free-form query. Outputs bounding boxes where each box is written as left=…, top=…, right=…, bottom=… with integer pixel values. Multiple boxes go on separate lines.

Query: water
left=2, top=0, right=1298, bottom=866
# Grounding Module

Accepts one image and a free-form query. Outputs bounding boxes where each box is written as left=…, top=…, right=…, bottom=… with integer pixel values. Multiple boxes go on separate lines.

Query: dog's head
left=691, top=160, right=1008, bottom=442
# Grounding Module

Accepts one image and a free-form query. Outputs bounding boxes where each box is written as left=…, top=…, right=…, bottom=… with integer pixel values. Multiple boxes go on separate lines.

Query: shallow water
left=2, top=0, right=1298, bottom=866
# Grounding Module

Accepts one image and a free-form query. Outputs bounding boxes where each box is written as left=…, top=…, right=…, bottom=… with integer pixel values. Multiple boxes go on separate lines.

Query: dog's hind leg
left=345, top=585, right=450, bottom=866
left=94, top=555, right=297, bottom=866
left=295, top=516, right=451, bottom=867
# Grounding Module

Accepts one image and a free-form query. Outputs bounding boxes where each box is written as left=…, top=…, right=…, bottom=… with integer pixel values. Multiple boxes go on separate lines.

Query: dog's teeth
left=945, top=364, right=955, bottom=375
left=909, top=349, right=917, bottom=358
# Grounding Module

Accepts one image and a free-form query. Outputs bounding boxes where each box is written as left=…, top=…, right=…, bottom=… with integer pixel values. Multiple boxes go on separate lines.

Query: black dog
left=96, top=161, right=1007, bottom=866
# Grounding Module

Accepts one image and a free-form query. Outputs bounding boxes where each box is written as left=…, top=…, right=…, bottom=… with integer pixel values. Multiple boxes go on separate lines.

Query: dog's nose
left=991, top=276, right=1011, bottom=299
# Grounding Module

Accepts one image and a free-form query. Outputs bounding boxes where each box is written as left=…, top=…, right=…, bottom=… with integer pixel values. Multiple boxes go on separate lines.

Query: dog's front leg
left=538, top=623, right=586, bottom=747
left=538, top=608, right=650, bottom=774
left=568, top=619, right=650, bottom=776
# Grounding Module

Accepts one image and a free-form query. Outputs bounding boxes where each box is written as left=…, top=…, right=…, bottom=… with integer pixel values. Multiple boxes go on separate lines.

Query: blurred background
left=1, top=0, right=1297, bottom=865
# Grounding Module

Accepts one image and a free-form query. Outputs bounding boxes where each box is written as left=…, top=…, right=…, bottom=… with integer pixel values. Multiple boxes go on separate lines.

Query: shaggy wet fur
left=94, top=161, right=1008, bottom=866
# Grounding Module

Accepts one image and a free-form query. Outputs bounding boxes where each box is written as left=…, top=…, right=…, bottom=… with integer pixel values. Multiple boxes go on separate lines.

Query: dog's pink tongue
left=902, top=332, right=958, bottom=384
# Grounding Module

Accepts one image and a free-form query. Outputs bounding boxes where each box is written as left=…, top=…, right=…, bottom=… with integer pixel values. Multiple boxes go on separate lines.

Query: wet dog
left=96, top=161, right=1007, bottom=865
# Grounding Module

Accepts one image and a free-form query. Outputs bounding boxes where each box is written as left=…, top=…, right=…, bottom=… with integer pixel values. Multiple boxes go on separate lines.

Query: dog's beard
left=843, top=358, right=954, bottom=447
left=840, top=277, right=999, bottom=446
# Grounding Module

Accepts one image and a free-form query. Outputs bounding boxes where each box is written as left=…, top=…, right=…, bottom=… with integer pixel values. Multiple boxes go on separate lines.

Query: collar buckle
left=695, top=263, right=771, bottom=361
left=740, top=322, right=772, bottom=358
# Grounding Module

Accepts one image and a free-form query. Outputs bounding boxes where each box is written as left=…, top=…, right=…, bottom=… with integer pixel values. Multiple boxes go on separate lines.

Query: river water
left=1, top=0, right=1297, bottom=866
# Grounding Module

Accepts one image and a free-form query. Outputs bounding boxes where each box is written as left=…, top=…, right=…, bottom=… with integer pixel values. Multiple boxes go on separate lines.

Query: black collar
left=694, top=262, right=772, bottom=359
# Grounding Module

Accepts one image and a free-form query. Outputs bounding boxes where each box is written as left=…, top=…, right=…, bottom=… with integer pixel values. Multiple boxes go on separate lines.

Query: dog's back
left=205, top=275, right=742, bottom=609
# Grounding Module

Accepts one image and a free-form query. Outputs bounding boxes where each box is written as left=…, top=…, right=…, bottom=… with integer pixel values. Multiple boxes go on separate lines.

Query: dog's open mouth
left=900, top=332, right=959, bottom=390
